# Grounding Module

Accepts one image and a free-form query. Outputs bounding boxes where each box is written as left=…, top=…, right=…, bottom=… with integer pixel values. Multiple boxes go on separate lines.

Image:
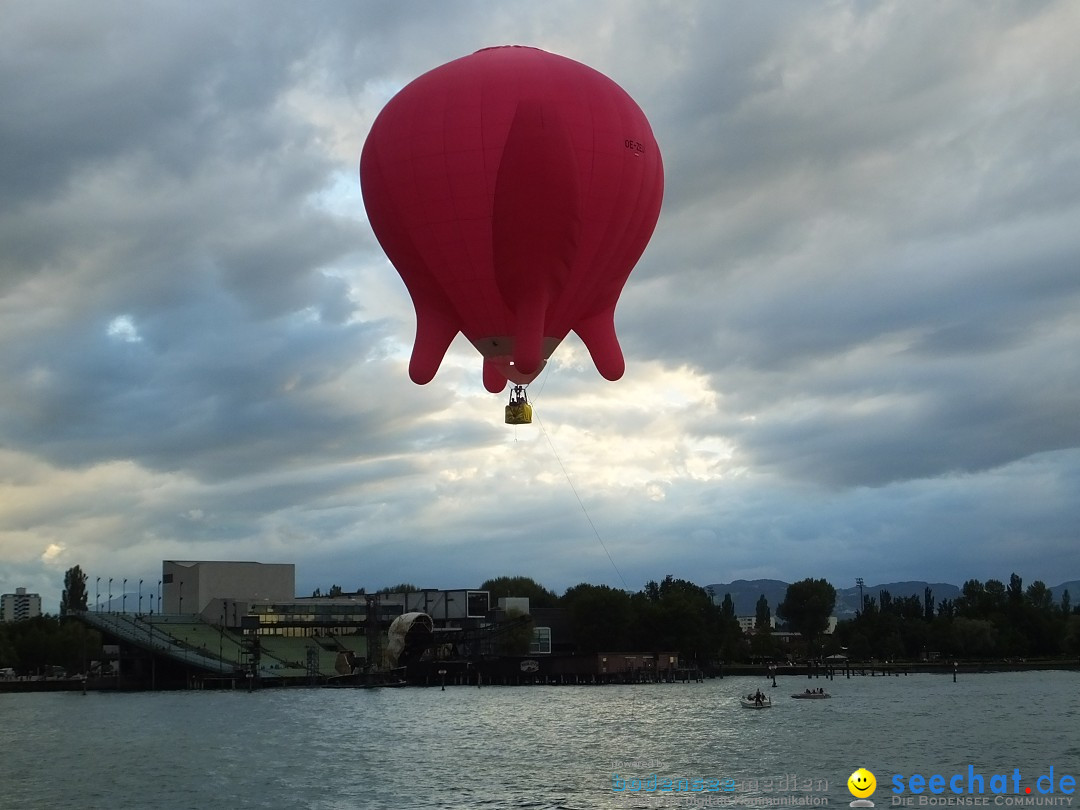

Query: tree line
left=5, top=567, right=1076, bottom=676
left=478, top=573, right=1080, bottom=664
left=833, top=574, right=1080, bottom=661
left=479, top=574, right=839, bottom=666
left=252, top=571, right=1080, bottom=663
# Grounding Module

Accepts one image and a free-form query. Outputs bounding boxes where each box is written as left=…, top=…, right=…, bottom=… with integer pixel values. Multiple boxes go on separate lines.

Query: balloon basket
left=505, top=386, right=533, bottom=425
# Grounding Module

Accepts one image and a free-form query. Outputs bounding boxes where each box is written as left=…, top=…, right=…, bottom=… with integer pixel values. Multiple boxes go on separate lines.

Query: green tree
left=0, top=616, right=101, bottom=675
left=377, top=583, right=420, bottom=594
left=984, top=579, right=1007, bottom=611
left=627, top=575, right=738, bottom=663
left=937, top=598, right=955, bottom=619
left=0, top=625, right=18, bottom=669
left=755, top=594, right=771, bottom=630
left=1025, top=581, right=1053, bottom=612
left=480, top=576, right=559, bottom=609
left=956, top=579, right=985, bottom=617
left=1007, top=573, right=1024, bottom=604
left=495, top=607, right=535, bottom=656
left=952, top=617, right=998, bottom=657
left=778, top=578, right=837, bottom=647
left=60, top=565, right=89, bottom=616
left=720, top=593, right=735, bottom=620
left=748, top=627, right=779, bottom=660
left=652, top=577, right=723, bottom=665
left=1064, top=615, right=1080, bottom=655
left=562, top=583, right=631, bottom=653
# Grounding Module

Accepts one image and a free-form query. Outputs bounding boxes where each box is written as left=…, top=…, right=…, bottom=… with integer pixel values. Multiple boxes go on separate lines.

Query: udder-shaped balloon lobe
left=360, top=45, right=664, bottom=392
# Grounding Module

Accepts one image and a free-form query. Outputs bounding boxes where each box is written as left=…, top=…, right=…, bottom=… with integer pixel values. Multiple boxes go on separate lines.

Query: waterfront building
left=72, top=560, right=695, bottom=688
left=1, top=587, right=42, bottom=622
left=737, top=615, right=778, bottom=633
left=738, top=615, right=837, bottom=635
left=161, top=560, right=295, bottom=618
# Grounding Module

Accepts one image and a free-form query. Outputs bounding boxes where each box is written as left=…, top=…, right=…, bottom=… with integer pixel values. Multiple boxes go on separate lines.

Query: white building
left=738, top=616, right=837, bottom=635
left=1, top=587, right=42, bottom=622
left=737, top=616, right=777, bottom=633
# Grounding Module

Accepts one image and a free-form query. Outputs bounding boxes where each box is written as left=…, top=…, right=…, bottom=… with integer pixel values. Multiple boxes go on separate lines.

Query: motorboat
left=791, top=689, right=831, bottom=699
left=741, top=694, right=772, bottom=709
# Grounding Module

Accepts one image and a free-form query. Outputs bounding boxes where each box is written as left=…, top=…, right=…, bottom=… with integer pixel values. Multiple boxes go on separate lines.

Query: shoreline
left=2, top=659, right=1076, bottom=694
left=718, top=659, right=1080, bottom=678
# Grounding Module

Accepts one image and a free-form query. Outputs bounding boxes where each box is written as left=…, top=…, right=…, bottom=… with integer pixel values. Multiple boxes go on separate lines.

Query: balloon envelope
left=361, top=46, right=664, bottom=393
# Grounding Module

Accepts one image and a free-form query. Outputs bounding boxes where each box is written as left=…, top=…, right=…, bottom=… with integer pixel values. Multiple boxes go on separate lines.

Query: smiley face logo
left=847, top=768, right=877, bottom=798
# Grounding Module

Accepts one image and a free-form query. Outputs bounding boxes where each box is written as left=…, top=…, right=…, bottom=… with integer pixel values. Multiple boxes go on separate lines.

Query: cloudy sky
left=3, top=1, right=1079, bottom=612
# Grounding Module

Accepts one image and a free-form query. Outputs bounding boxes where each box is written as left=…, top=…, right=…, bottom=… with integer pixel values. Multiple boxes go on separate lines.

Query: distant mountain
left=1050, top=581, right=1080, bottom=604
left=833, top=581, right=961, bottom=618
left=705, top=578, right=1080, bottom=619
left=703, top=579, right=792, bottom=617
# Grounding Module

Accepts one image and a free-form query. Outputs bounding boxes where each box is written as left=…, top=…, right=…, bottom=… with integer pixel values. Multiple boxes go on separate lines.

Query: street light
left=855, top=577, right=865, bottom=616
left=96, top=577, right=101, bottom=613
left=179, top=580, right=184, bottom=614
left=122, top=578, right=127, bottom=613
left=108, top=578, right=113, bottom=613
left=139, top=580, right=143, bottom=614
left=157, top=580, right=162, bottom=613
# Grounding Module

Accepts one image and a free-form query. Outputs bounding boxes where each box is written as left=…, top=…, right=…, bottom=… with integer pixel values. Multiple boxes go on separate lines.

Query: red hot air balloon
left=360, top=46, right=664, bottom=396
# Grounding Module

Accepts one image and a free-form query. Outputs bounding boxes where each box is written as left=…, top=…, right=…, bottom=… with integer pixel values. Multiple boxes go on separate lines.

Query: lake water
left=3, top=671, right=1077, bottom=809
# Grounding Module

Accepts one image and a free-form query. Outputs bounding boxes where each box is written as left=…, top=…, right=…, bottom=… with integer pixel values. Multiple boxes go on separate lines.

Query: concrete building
left=162, top=561, right=295, bottom=617
left=737, top=616, right=777, bottom=633
left=1, top=587, right=42, bottom=622
left=376, top=589, right=490, bottom=624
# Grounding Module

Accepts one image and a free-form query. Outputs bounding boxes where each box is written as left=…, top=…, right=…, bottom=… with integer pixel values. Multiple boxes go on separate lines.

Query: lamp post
left=96, top=577, right=101, bottom=613
left=139, top=580, right=143, bottom=614
left=855, top=577, right=865, bottom=617
left=122, top=578, right=127, bottom=613
left=157, top=580, right=162, bottom=613
left=179, top=580, right=184, bottom=614
left=108, top=578, right=113, bottom=613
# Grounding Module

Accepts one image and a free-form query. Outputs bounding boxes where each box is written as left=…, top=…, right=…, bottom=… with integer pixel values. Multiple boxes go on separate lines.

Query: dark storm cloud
left=0, top=2, right=413, bottom=483
left=610, top=2, right=1080, bottom=490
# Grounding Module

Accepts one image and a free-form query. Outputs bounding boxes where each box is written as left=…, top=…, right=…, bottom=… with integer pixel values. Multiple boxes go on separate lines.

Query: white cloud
left=41, top=543, right=65, bottom=564
left=107, top=315, right=142, bottom=343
